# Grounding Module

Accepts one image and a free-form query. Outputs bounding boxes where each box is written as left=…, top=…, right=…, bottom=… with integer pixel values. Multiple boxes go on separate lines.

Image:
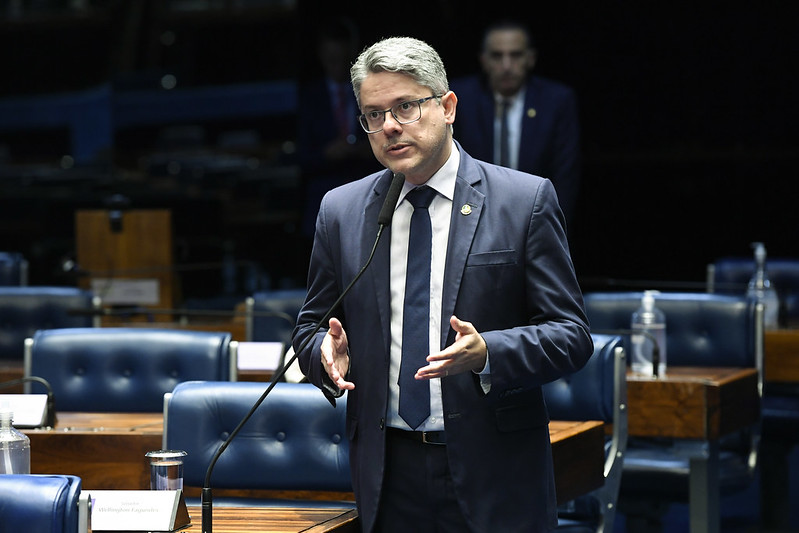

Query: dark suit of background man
left=297, top=17, right=377, bottom=237
left=451, top=19, right=581, bottom=226
left=293, top=35, right=592, bottom=532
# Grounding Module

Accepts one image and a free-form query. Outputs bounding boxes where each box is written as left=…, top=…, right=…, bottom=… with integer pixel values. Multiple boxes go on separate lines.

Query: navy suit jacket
left=451, top=75, right=581, bottom=225
left=293, top=145, right=593, bottom=532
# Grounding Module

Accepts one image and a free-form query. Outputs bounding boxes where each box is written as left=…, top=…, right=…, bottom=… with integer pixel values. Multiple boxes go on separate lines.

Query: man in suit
left=293, top=36, right=592, bottom=532
left=451, top=20, right=581, bottom=226
left=297, top=18, right=377, bottom=237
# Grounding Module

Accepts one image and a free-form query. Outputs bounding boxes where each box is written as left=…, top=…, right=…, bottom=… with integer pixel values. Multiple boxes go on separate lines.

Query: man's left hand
left=415, top=315, right=488, bottom=380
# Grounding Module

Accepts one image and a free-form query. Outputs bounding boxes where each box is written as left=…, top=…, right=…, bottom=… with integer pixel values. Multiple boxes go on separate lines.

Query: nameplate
left=237, top=341, right=284, bottom=371
left=0, top=394, right=48, bottom=428
left=91, top=278, right=160, bottom=305
left=89, top=490, right=191, bottom=532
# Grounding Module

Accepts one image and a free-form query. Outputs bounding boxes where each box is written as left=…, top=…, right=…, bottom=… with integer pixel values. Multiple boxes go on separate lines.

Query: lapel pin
left=527, top=108, right=537, bottom=118
left=460, top=204, right=472, bottom=216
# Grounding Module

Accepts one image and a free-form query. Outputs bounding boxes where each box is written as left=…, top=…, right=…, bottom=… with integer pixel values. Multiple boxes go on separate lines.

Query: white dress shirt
left=386, top=144, right=460, bottom=431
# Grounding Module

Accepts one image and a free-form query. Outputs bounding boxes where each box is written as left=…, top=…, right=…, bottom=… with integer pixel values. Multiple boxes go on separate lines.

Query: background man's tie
left=499, top=99, right=510, bottom=167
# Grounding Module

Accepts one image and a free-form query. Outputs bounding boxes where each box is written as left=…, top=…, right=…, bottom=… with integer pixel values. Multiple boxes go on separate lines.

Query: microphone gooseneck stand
left=201, top=172, right=405, bottom=533
left=0, top=376, right=57, bottom=428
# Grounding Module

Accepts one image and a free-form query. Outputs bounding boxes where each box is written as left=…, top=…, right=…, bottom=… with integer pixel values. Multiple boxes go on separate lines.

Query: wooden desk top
left=626, top=366, right=759, bottom=440
left=23, top=413, right=605, bottom=506
left=25, top=412, right=163, bottom=490
left=765, top=329, right=799, bottom=384
left=185, top=506, right=359, bottom=533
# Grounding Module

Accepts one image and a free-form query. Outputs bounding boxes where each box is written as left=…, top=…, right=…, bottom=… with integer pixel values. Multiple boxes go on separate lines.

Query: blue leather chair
left=544, top=334, right=627, bottom=533
left=708, top=256, right=799, bottom=529
left=708, top=257, right=799, bottom=323
left=583, top=291, right=762, bottom=530
left=24, top=327, right=236, bottom=412
left=245, top=288, right=307, bottom=379
left=0, top=252, right=28, bottom=286
left=0, top=474, right=88, bottom=533
left=164, top=380, right=353, bottom=508
left=245, top=288, right=306, bottom=345
left=0, top=286, right=99, bottom=361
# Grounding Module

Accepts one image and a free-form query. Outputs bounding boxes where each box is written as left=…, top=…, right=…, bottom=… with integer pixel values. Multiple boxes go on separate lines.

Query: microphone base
left=201, top=487, right=213, bottom=533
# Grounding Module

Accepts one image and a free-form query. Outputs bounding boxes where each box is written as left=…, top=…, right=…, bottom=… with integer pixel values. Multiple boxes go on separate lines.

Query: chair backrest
left=543, top=334, right=627, bottom=533
left=164, top=380, right=351, bottom=493
left=0, top=474, right=86, bottom=533
left=0, top=286, right=99, bottom=361
left=584, top=291, right=761, bottom=371
left=0, top=252, right=28, bottom=286
left=24, top=328, right=235, bottom=412
left=708, top=257, right=799, bottom=320
left=245, top=288, right=307, bottom=345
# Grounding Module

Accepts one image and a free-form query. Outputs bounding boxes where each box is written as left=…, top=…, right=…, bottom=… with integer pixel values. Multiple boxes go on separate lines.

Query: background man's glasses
left=358, top=95, right=442, bottom=134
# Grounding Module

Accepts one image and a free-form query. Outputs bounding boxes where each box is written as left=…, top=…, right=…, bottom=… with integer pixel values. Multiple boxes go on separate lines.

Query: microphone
left=378, top=170, right=405, bottom=226
left=201, top=172, right=406, bottom=533
left=0, top=376, right=57, bottom=428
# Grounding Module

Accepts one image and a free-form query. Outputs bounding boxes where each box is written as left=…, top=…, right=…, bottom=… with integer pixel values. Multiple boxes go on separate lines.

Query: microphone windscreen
left=377, top=173, right=406, bottom=227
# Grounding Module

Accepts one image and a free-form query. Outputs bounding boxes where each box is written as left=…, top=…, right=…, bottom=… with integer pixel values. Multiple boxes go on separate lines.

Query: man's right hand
left=322, top=317, right=355, bottom=391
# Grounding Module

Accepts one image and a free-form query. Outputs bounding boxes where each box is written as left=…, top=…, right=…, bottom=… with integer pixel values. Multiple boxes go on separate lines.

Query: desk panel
left=765, top=329, right=799, bottom=383
left=23, top=413, right=604, bottom=506
left=627, top=367, right=759, bottom=439
left=626, top=366, right=760, bottom=533
left=25, top=412, right=162, bottom=490
left=185, top=506, right=359, bottom=533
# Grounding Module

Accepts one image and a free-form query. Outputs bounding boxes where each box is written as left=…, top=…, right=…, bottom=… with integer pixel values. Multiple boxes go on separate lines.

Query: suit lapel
left=519, top=79, right=542, bottom=170
left=440, top=164, right=484, bottom=348
left=365, top=171, right=394, bottom=358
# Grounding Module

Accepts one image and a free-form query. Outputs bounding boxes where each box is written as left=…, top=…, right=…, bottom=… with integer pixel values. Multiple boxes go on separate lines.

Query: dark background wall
left=1, top=2, right=796, bottom=299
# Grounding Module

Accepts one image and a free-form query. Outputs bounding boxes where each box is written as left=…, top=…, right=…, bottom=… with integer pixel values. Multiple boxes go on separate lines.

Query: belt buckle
left=421, top=431, right=444, bottom=445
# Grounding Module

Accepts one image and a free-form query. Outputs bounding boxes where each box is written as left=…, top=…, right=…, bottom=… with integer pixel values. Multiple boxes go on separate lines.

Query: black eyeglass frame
left=358, top=95, right=443, bottom=134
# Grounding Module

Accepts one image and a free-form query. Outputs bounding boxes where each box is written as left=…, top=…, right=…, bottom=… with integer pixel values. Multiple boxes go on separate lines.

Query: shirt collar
left=399, top=141, right=459, bottom=204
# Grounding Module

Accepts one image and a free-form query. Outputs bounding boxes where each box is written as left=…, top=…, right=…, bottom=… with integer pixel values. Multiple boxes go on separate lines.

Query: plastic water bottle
left=0, top=409, right=30, bottom=474
left=747, top=242, right=780, bottom=329
left=631, top=290, right=667, bottom=377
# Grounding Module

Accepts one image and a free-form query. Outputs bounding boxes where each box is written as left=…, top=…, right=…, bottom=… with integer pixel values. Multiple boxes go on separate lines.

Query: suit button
left=379, top=418, right=385, bottom=430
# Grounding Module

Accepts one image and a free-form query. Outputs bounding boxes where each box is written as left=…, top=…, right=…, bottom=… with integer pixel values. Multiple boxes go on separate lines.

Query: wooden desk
left=549, top=420, right=605, bottom=504
left=765, top=329, right=799, bottom=383
left=627, top=366, right=760, bottom=439
left=0, top=361, right=24, bottom=393
left=24, top=412, right=163, bottom=490
left=0, top=360, right=271, bottom=386
left=626, top=366, right=760, bottom=533
left=185, top=506, right=359, bottom=532
left=23, top=413, right=604, bottom=506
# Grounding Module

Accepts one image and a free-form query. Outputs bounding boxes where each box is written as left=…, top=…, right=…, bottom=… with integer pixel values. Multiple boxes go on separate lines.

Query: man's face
left=359, top=71, right=456, bottom=185
left=480, top=29, right=537, bottom=97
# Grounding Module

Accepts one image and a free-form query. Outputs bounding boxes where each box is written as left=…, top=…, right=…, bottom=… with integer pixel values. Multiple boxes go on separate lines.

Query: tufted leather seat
left=708, top=257, right=799, bottom=528
left=164, top=380, right=352, bottom=507
left=245, top=288, right=307, bottom=345
left=544, top=334, right=627, bottom=533
left=583, top=291, right=762, bottom=527
left=0, top=251, right=28, bottom=286
left=708, top=257, right=799, bottom=323
left=0, top=474, right=86, bottom=533
left=0, top=286, right=98, bottom=361
left=24, top=327, right=235, bottom=412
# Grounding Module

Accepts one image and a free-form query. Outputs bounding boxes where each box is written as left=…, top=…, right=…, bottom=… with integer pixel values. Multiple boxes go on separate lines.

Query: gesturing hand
left=321, top=317, right=355, bottom=391
left=415, top=315, right=488, bottom=380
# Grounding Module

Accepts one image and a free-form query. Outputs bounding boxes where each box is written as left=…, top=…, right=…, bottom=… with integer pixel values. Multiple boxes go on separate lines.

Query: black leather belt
left=387, top=427, right=447, bottom=445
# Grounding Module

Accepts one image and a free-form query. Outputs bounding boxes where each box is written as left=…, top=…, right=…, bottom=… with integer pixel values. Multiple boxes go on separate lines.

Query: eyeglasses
left=358, top=95, right=442, bottom=134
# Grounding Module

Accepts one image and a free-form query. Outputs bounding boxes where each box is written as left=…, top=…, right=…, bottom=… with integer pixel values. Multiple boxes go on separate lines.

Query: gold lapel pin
left=460, top=204, right=472, bottom=216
